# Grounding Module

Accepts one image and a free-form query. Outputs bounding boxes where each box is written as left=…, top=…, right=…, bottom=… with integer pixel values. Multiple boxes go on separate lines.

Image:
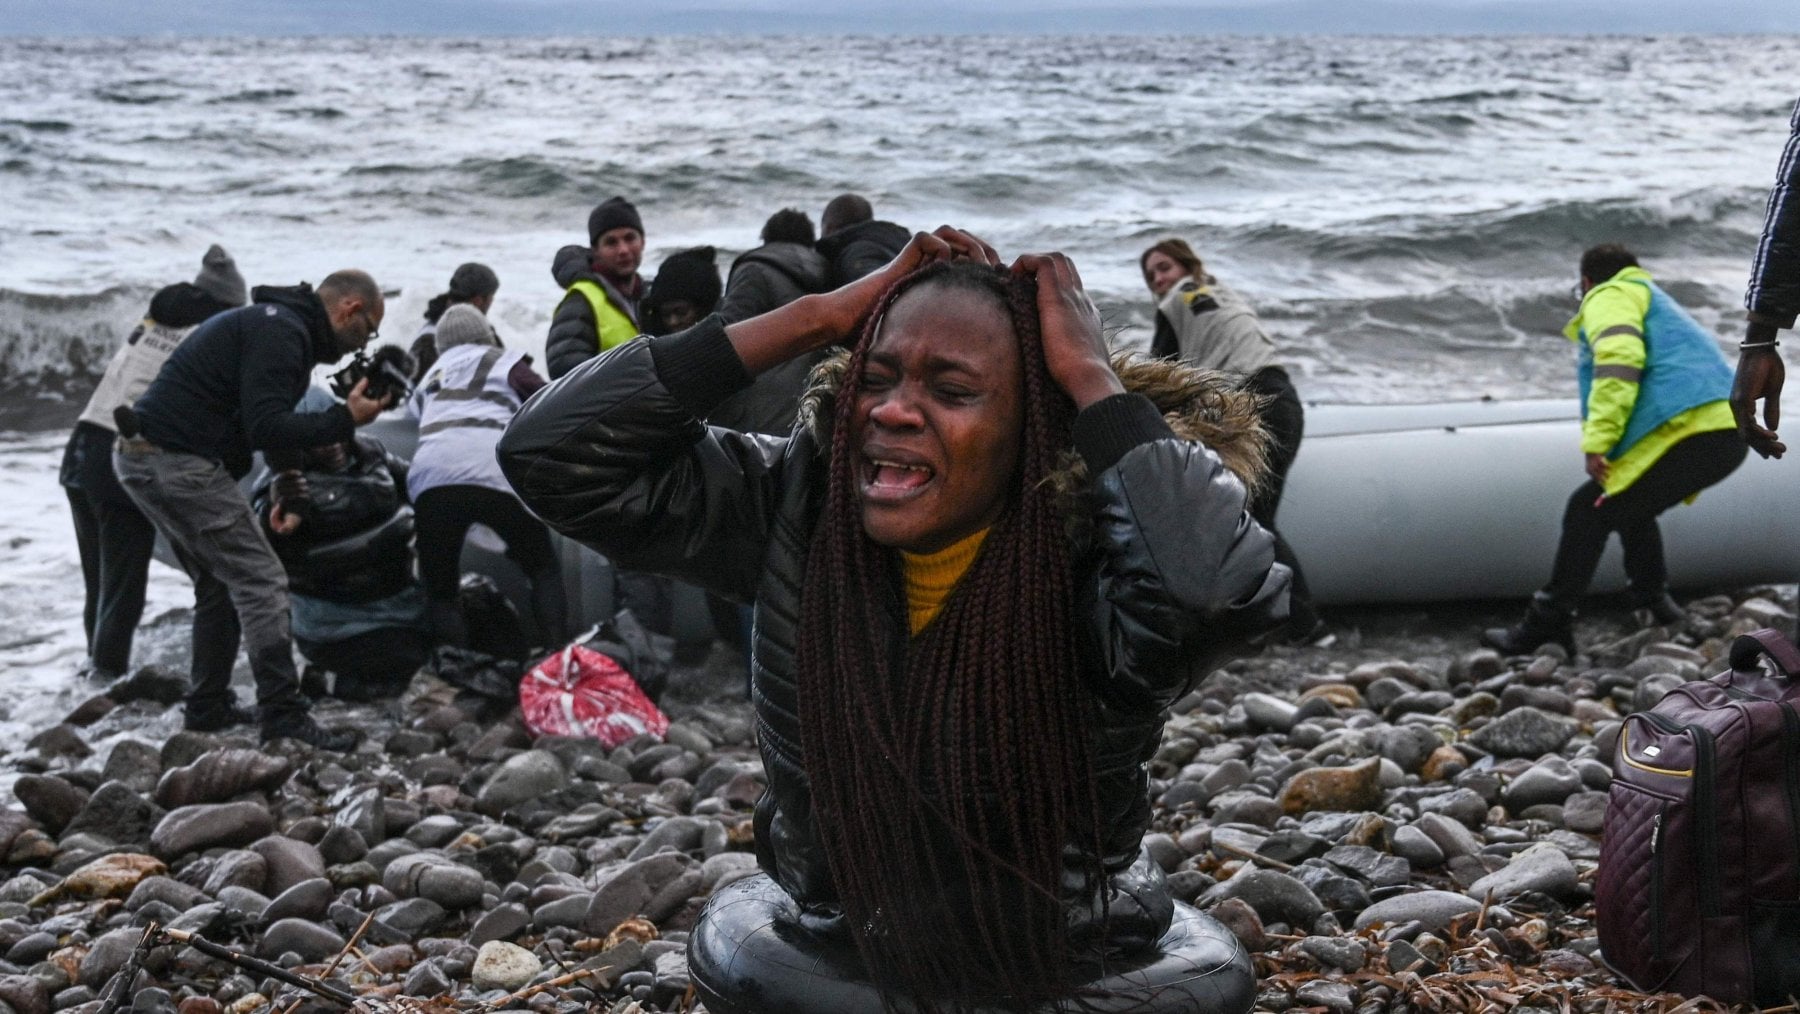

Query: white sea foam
left=1, top=34, right=1796, bottom=401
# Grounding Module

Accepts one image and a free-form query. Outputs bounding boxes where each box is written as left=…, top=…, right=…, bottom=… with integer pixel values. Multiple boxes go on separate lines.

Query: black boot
left=1482, top=593, right=1575, bottom=655
left=1632, top=591, right=1685, bottom=628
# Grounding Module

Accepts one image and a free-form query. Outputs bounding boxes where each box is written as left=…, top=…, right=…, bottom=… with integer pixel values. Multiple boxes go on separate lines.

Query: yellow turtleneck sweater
left=900, top=527, right=991, bottom=636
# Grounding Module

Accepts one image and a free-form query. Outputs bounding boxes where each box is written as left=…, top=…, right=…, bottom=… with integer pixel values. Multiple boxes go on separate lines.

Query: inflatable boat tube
left=360, top=398, right=1799, bottom=615
left=687, top=874, right=1255, bottom=1014
left=1282, top=399, right=1800, bottom=605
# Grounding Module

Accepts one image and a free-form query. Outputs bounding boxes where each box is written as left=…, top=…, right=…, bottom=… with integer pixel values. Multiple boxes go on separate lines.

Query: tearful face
left=849, top=283, right=1023, bottom=554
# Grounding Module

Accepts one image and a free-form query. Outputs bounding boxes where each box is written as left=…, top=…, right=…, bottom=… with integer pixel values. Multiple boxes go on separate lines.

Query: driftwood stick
left=483, top=967, right=605, bottom=1009
left=160, top=928, right=359, bottom=1007
left=96, top=923, right=161, bottom=1014
left=318, top=911, right=377, bottom=981
left=1211, top=838, right=1295, bottom=873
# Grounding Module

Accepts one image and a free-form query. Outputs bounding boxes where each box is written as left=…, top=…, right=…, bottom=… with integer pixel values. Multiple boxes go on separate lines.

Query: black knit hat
left=447, top=262, right=499, bottom=300
left=587, top=196, right=644, bottom=246
left=644, top=246, right=722, bottom=332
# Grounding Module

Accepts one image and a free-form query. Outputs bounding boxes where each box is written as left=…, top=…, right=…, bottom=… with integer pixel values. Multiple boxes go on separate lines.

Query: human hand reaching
left=1011, top=251, right=1124, bottom=410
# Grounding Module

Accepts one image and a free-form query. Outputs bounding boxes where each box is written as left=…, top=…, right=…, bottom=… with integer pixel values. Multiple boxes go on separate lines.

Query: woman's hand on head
left=1012, top=252, right=1124, bottom=410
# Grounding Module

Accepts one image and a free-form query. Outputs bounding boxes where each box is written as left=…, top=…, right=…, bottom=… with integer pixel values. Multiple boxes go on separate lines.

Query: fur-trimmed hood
left=798, top=350, right=1271, bottom=497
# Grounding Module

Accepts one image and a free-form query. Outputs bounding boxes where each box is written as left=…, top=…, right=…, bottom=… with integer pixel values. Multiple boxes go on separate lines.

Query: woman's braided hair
left=795, top=260, right=1105, bottom=1011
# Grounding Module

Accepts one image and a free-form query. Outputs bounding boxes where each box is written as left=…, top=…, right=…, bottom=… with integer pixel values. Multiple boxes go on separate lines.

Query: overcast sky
left=2, top=0, right=1794, bottom=35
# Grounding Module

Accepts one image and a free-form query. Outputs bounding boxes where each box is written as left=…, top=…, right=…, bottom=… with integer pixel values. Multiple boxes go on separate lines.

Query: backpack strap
left=1729, top=628, right=1800, bottom=677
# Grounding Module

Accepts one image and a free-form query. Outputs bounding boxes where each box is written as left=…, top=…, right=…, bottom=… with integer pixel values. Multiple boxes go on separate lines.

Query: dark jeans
left=112, top=442, right=306, bottom=721
left=414, top=484, right=567, bottom=649
left=62, top=423, right=155, bottom=675
left=1545, top=428, right=1748, bottom=605
left=1244, top=367, right=1315, bottom=624
left=297, top=626, right=431, bottom=700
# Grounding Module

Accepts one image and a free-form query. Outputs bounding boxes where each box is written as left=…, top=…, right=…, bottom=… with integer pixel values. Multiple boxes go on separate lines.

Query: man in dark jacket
left=113, top=270, right=389, bottom=749
left=817, top=193, right=910, bottom=289
left=546, top=196, right=646, bottom=379
left=1735, top=94, right=1800, bottom=460
left=61, top=245, right=244, bottom=683
left=713, top=208, right=831, bottom=435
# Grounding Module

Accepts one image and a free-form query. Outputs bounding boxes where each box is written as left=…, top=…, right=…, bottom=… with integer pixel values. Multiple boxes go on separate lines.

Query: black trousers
left=1545, top=428, right=1748, bottom=605
left=62, top=423, right=156, bottom=675
left=297, top=626, right=431, bottom=699
left=1244, top=367, right=1314, bottom=623
left=414, top=484, right=567, bottom=649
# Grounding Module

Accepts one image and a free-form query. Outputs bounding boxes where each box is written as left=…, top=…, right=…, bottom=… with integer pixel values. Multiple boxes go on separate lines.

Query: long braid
left=796, top=262, right=1105, bottom=1012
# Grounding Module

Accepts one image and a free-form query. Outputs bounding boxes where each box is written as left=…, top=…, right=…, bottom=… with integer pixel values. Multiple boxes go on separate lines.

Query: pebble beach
left=0, top=575, right=1794, bottom=1013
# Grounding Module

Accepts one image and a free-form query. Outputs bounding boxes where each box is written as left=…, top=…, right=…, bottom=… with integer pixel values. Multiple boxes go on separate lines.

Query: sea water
left=3, top=33, right=1798, bottom=403
left=1, top=33, right=1797, bottom=764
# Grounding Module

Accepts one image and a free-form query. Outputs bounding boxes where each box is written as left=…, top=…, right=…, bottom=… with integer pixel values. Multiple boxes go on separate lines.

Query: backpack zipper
left=1651, top=807, right=1666, bottom=958
left=1642, top=713, right=1723, bottom=916
left=1782, top=704, right=1800, bottom=894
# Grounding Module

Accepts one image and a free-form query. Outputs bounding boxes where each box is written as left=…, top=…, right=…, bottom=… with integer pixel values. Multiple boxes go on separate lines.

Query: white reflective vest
left=78, top=319, right=197, bottom=431
left=406, top=343, right=527, bottom=499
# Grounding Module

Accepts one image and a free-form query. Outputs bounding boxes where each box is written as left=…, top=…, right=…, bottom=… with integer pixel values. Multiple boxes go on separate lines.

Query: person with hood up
left=547, top=196, right=645, bottom=380
left=409, top=262, right=499, bottom=383
left=497, top=227, right=1286, bottom=1014
left=816, top=193, right=910, bottom=289
left=1142, top=236, right=1323, bottom=645
left=113, top=270, right=390, bottom=750
left=407, top=304, right=564, bottom=651
left=641, top=245, right=723, bottom=337
left=714, top=208, right=833, bottom=436
left=60, top=244, right=245, bottom=683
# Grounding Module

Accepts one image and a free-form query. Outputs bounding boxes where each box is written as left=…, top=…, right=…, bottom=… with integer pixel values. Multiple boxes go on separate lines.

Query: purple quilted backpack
left=1596, top=628, right=1800, bottom=1005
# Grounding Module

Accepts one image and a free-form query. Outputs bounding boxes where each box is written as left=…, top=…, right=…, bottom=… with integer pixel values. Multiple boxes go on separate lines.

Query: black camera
left=329, top=344, right=415, bottom=407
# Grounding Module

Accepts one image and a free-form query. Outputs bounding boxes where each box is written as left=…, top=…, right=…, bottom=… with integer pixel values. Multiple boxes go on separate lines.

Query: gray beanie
left=193, top=244, right=247, bottom=306
left=435, top=304, right=498, bottom=354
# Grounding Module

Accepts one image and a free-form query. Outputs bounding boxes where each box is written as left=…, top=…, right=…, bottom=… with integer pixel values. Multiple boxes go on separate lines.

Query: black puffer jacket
left=497, top=318, right=1289, bottom=955
left=711, top=242, right=832, bottom=435
left=816, top=219, right=910, bottom=288
left=546, top=244, right=641, bottom=380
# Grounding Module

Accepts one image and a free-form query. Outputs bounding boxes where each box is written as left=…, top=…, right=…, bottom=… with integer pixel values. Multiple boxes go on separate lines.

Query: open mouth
left=860, top=455, right=935, bottom=503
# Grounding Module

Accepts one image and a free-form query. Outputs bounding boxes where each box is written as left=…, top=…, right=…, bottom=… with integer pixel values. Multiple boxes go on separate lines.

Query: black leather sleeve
left=1077, top=394, right=1290, bottom=712
left=497, top=317, right=790, bottom=604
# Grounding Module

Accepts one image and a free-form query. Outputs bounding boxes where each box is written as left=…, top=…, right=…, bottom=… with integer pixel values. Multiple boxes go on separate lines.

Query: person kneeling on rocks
left=253, top=388, right=430, bottom=702
left=498, top=228, right=1289, bottom=1013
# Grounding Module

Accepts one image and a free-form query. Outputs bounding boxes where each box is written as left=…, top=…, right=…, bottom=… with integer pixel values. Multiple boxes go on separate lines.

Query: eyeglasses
left=357, top=308, right=380, bottom=342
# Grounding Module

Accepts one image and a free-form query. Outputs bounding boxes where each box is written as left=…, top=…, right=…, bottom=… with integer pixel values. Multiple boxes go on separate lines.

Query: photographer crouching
left=114, top=270, right=393, bottom=751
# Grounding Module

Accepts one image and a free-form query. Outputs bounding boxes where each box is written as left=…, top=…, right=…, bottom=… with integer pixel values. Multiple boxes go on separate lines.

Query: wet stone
left=98, top=742, right=160, bottom=796
left=1323, top=845, right=1411, bottom=888
left=263, top=878, right=333, bottom=923
left=1293, top=980, right=1356, bottom=1013
left=12, top=778, right=88, bottom=836
left=1298, top=935, right=1367, bottom=973
left=255, top=920, right=344, bottom=963
left=1200, top=869, right=1325, bottom=929
left=59, top=782, right=155, bottom=847
left=1353, top=890, right=1482, bottom=932
left=468, top=903, right=530, bottom=946
left=150, top=802, right=272, bottom=860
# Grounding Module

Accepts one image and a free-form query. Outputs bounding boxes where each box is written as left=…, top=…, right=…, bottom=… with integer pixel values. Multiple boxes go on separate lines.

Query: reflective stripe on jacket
left=1565, top=266, right=1734, bottom=496
left=407, top=343, right=527, bottom=499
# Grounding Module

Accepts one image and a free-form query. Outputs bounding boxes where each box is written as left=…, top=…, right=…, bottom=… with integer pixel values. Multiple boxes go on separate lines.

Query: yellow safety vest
left=566, top=279, right=640, bottom=353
